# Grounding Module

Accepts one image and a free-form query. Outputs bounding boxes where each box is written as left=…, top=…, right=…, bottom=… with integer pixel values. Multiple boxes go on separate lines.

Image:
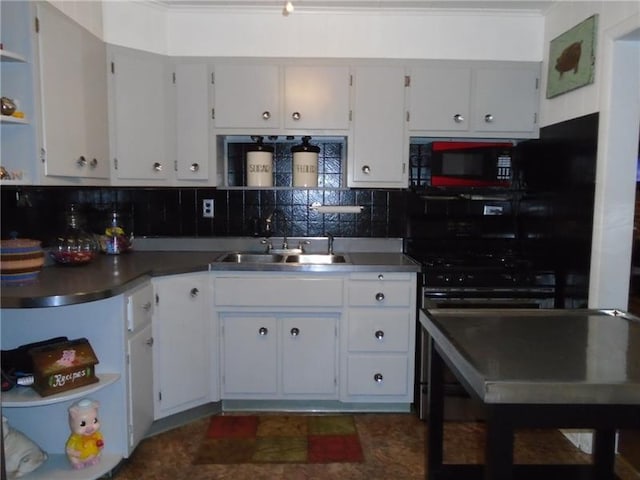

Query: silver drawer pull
left=484, top=113, right=494, bottom=123
left=290, top=327, right=300, bottom=337
left=77, top=156, right=87, bottom=167
left=291, top=111, right=301, bottom=120
left=378, top=274, right=384, bottom=280
left=153, top=162, right=163, bottom=172
left=90, top=158, right=98, bottom=168
left=375, top=292, right=385, bottom=302
left=190, top=288, right=199, bottom=297
left=190, top=162, right=200, bottom=172
left=374, top=373, right=383, bottom=383
left=262, top=111, right=271, bottom=120
left=375, top=330, right=384, bottom=340
left=453, top=113, right=464, bottom=123
left=146, top=337, right=154, bottom=347
left=259, top=327, right=268, bottom=336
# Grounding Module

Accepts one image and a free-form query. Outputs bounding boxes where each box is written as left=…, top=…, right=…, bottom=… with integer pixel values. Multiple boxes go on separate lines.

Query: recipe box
left=28, top=338, right=99, bottom=397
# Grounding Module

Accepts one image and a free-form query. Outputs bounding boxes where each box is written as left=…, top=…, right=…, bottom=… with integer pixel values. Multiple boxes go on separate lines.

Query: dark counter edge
left=2, top=251, right=420, bottom=309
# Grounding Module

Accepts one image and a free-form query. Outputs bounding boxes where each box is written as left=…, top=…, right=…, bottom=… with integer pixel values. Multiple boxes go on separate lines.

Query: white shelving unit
left=1, top=48, right=27, bottom=63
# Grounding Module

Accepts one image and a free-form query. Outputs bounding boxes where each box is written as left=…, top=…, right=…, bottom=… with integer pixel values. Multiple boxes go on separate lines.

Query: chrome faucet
left=326, top=232, right=334, bottom=255
left=264, top=209, right=288, bottom=249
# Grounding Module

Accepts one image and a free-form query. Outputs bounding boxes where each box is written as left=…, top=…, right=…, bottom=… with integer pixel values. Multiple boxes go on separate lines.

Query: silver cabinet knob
left=89, top=158, right=98, bottom=168
left=291, top=111, right=301, bottom=120
left=77, top=156, right=87, bottom=167
left=190, top=163, right=200, bottom=172
left=453, top=113, right=464, bottom=123
left=259, top=327, right=268, bottom=336
left=290, top=327, right=300, bottom=337
left=362, top=165, right=371, bottom=174
left=146, top=337, right=154, bottom=346
left=142, top=301, right=152, bottom=312
left=375, top=330, right=384, bottom=340
left=190, top=287, right=199, bottom=297
left=484, top=114, right=494, bottom=123
left=378, top=274, right=384, bottom=280
left=374, top=373, right=383, bottom=383
left=262, top=111, right=271, bottom=120
left=153, top=162, right=163, bottom=172
left=375, top=292, right=385, bottom=302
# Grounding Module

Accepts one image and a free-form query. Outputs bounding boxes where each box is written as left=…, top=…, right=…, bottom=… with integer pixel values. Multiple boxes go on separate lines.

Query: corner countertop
left=2, top=249, right=419, bottom=309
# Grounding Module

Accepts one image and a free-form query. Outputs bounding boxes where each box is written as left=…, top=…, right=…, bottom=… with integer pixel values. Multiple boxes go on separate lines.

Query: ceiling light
left=283, top=0, right=294, bottom=16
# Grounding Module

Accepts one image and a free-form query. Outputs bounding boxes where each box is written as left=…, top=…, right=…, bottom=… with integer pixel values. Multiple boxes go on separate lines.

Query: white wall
left=539, top=1, right=640, bottom=127
left=47, top=0, right=103, bottom=38
left=101, top=1, right=544, bottom=60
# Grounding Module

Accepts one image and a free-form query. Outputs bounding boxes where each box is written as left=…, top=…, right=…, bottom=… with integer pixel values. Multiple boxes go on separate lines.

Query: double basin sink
left=217, top=252, right=349, bottom=265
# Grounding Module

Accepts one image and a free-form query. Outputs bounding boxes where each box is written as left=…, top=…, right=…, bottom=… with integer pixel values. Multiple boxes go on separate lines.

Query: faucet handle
left=298, top=240, right=311, bottom=253
left=260, top=238, right=273, bottom=253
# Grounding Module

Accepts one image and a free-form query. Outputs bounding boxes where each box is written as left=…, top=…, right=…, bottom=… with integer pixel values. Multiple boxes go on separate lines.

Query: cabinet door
left=351, top=66, right=406, bottom=187
left=127, top=322, right=154, bottom=451
left=473, top=66, right=539, bottom=135
left=175, top=63, right=210, bottom=181
left=221, top=316, right=278, bottom=395
left=284, top=66, right=351, bottom=130
left=153, top=274, right=211, bottom=419
left=112, top=49, right=170, bottom=180
left=408, top=65, right=471, bottom=133
left=213, top=64, right=280, bottom=128
left=282, top=317, right=336, bottom=395
left=38, top=3, right=109, bottom=179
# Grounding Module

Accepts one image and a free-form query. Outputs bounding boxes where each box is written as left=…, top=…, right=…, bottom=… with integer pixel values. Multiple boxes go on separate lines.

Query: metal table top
left=420, top=308, right=640, bottom=404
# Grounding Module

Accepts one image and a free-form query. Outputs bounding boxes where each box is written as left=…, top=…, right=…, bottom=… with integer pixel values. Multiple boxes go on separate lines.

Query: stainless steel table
left=420, top=308, right=640, bottom=480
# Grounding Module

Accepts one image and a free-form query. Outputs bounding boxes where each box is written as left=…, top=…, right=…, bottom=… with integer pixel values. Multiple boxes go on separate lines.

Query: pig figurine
left=65, top=399, right=104, bottom=469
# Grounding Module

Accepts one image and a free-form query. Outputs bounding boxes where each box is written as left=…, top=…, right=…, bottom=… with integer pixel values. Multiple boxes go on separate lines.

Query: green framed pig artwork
left=546, top=14, right=598, bottom=99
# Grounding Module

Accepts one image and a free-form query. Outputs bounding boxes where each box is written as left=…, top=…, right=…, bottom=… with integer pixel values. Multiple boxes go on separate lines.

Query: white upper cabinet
left=37, top=3, right=110, bottom=180
left=408, top=65, right=472, bottom=134
left=213, top=63, right=351, bottom=132
left=175, top=62, right=212, bottom=181
left=213, top=64, right=280, bottom=129
left=350, top=65, right=407, bottom=188
left=408, top=61, right=540, bottom=138
left=473, top=66, right=540, bottom=135
left=109, top=47, right=172, bottom=182
left=283, top=65, right=351, bottom=131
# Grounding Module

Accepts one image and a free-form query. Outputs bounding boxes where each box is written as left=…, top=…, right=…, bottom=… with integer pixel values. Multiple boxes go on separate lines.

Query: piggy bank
left=65, top=399, right=104, bottom=469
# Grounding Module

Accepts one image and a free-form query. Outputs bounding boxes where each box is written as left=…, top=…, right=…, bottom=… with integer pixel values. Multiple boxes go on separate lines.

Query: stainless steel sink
left=218, top=253, right=285, bottom=263
left=284, top=254, right=348, bottom=264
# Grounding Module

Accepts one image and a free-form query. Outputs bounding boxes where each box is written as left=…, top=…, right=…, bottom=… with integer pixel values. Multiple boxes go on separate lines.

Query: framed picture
left=546, top=14, right=598, bottom=99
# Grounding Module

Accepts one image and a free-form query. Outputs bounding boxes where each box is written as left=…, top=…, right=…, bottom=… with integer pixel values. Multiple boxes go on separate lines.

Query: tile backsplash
left=0, top=186, right=408, bottom=245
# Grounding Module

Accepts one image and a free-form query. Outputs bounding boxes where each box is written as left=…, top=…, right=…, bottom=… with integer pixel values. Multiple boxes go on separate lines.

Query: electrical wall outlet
left=202, top=199, right=214, bottom=218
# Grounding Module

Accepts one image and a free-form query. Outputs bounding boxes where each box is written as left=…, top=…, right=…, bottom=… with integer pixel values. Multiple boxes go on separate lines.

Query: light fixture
left=283, top=0, right=294, bottom=16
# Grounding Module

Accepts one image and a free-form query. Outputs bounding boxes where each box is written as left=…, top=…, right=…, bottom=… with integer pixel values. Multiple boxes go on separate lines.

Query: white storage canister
left=292, top=136, right=319, bottom=187
left=246, top=137, right=274, bottom=187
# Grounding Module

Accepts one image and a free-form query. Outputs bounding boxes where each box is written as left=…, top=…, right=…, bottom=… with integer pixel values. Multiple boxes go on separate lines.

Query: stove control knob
left=457, top=275, right=465, bottom=284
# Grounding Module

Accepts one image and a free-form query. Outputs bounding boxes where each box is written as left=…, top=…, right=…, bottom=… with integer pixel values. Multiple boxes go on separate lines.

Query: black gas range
left=408, top=245, right=558, bottom=420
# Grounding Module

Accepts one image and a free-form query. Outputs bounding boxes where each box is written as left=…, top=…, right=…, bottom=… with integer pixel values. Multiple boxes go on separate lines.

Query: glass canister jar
left=50, top=204, right=99, bottom=265
left=101, top=210, right=133, bottom=255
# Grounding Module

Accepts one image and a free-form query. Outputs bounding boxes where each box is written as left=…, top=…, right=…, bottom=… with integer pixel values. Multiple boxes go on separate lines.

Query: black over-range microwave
left=430, top=141, right=514, bottom=188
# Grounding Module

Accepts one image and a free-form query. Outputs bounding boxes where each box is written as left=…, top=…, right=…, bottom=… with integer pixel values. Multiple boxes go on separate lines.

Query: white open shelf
left=13, top=453, right=123, bottom=480
left=0, top=114, right=28, bottom=124
left=2, top=373, right=120, bottom=407
left=0, top=48, right=27, bottom=62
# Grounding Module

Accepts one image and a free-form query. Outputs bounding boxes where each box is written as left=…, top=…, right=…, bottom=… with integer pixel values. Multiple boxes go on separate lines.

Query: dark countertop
left=2, top=251, right=419, bottom=309
left=420, top=308, right=640, bottom=405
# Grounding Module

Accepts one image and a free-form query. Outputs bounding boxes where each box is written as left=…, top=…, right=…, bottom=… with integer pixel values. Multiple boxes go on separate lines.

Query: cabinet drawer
left=215, top=276, right=343, bottom=307
left=126, top=282, right=153, bottom=331
left=348, top=281, right=412, bottom=307
left=347, top=355, right=408, bottom=396
left=348, top=310, right=411, bottom=352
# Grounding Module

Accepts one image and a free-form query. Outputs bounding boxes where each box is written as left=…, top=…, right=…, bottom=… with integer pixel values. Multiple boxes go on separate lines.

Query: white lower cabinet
left=152, top=272, right=213, bottom=419
left=343, top=272, right=417, bottom=403
left=220, top=314, right=338, bottom=398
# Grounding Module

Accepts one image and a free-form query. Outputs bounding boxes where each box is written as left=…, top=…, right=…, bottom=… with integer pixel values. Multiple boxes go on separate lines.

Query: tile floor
left=111, top=413, right=640, bottom=480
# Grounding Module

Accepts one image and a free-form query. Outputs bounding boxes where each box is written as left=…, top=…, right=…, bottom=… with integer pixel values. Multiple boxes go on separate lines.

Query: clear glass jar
left=50, top=204, right=99, bottom=265
left=100, top=210, right=133, bottom=255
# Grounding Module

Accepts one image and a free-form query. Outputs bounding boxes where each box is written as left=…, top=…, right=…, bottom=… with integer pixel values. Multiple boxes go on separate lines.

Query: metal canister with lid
left=292, top=136, right=319, bottom=187
left=246, top=136, right=274, bottom=187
